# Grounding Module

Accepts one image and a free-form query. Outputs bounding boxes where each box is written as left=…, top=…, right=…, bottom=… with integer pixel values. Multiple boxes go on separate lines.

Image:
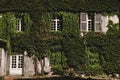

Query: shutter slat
left=95, top=14, right=102, bottom=32
left=80, top=13, right=87, bottom=32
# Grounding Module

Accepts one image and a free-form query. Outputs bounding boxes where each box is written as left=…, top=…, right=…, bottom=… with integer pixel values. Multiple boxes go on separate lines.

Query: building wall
left=23, top=55, right=51, bottom=76
left=108, top=15, right=119, bottom=23
left=101, top=16, right=108, bottom=33
left=0, top=48, right=7, bottom=76
left=24, top=55, right=35, bottom=76
left=101, top=15, right=119, bottom=33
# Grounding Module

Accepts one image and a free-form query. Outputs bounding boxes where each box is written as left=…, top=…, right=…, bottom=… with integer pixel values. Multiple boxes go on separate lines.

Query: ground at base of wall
left=2, top=76, right=120, bottom=80
left=3, top=76, right=43, bottom=80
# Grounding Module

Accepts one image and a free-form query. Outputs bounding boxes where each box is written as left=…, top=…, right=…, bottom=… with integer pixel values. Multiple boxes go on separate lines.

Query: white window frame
left=51, top=17, right=61, bottom=31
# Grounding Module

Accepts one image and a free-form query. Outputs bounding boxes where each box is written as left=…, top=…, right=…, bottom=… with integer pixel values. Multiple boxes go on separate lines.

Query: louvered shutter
left=95, top=14, right=102, bottom=32
left=80, top=13, right=87, bottom=32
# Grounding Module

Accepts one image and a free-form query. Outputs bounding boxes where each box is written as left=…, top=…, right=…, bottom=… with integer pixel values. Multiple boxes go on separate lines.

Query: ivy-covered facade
left=0, top=11, right=119, bottom=76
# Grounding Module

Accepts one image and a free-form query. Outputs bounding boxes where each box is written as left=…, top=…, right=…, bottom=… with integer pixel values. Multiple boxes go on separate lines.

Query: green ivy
left=0, top=12, right=16, bottom=52
left=0, top=11, right=120, bottom=75
left=84, top=49, right=103, bottom=75
left=85, top=25, right=120, bottom=74
left=61, top=32, right=85, bottom=70
left=61, top=12, right=79, bottom=34
left=23, top=13, right=32, bottom=33
left=0, top=0, right=119, bottom=13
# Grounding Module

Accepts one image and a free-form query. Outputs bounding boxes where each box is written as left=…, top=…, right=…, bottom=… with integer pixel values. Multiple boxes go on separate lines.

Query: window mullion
left=86, top=14, right=88, bottom=32
left=55, top=18, right=58, bottom=31
left=16, top=55, right=18, bottom=68
left=19, top=19, right=21, bottom=31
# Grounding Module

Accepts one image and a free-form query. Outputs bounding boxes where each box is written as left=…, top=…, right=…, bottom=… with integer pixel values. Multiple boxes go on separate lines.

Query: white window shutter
left=80, top=13, right=87, bottom=32
left=95, top=14, right=102, bottom=32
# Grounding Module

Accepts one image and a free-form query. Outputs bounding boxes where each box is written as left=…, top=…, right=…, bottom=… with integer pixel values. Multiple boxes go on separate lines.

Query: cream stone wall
left=0, top=48, right=7, bottom=76
left=99, top=15, right=119, bottom=33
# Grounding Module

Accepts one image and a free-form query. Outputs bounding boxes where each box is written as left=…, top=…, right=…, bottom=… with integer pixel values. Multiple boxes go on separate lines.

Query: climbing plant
left=0, top=0, right=119, bottom=75
left=0, top=12, right=16, bottom=52
left=85, top=23, right=120, bottom=74
left=84, top=49, right=103, bottom=75
left=61, top=32, right=85, bottom=71
left=0, top=0, right=119, bottom=13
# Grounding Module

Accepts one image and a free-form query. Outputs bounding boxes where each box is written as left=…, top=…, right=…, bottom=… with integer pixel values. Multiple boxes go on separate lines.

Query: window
left=16, top=18, right=22, bottom=32
left=16, top=16, right=24, bottom=32
left=88, top=14, right=94, bottom=31
left=80, top=13, right=102, bottom=32
left=51, top=17, right=61, bottom=31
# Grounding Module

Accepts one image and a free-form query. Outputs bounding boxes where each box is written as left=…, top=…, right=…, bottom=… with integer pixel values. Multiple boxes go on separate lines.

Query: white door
left=9, top=55, right=23, bottom=75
